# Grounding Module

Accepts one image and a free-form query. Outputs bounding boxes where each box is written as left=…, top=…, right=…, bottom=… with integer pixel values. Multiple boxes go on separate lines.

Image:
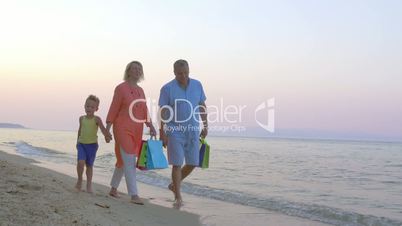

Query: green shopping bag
left=136, top=140, right=147, bottom=170
left=199, top=138, right=210, bottom=169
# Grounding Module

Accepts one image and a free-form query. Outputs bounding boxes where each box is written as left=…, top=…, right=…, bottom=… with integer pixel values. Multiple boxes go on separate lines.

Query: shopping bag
left=199, top=138, right=210, bottom=169
left=136, top=140, right=148, bottom=170
left=146, top=138, right=168, bottom=169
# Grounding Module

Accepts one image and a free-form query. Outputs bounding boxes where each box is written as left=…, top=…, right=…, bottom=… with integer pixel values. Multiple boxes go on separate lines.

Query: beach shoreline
left=0, top=146, right=332, bottom=226
left=0, top=149, right=200, bottom=226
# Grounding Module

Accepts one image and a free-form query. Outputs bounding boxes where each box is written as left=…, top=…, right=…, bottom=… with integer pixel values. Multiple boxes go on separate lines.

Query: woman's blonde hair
left=124, top=61, right=144, bottom=81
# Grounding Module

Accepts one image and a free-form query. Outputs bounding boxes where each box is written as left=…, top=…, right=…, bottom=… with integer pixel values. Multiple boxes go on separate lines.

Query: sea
left=1, top=128, right=402, bottom=226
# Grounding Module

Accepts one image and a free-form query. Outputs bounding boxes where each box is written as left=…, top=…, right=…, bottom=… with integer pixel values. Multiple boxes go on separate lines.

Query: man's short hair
left=174, top=59, right=189, bottom=70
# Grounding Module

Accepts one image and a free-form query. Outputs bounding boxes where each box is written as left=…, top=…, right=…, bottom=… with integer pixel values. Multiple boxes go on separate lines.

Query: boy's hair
left=174, top=59, right=189, bottom=70
left=86, top=95, right=100, bottom=106
left=124, top=61, right=144, bottom=81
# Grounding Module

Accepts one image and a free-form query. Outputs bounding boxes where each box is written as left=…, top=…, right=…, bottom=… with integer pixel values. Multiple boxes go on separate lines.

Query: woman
left=106, top=61, right=156, bottom=205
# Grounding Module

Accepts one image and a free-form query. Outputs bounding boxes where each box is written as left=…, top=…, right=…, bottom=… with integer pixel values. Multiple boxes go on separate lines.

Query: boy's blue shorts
left=77, top=143, right=98, bottom=166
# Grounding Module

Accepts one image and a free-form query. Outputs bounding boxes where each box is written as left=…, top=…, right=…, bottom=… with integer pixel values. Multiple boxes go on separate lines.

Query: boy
left=76, top=95, right=112, bottom=193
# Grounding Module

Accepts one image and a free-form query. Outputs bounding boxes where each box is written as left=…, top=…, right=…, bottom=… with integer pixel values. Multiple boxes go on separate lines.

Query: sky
left=1, top=0, right=401, bottom=141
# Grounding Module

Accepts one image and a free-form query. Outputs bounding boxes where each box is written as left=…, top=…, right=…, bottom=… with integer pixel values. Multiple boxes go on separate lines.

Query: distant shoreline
left=0, top=123, right=26, bottom=129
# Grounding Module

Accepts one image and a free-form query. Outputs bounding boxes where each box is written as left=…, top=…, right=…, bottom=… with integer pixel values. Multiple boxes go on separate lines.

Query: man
left=159, top=59, right=208, bottom=207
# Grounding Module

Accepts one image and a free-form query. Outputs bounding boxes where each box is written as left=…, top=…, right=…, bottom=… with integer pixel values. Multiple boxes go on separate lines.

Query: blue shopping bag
left=146, top=138, right=168, bottom=169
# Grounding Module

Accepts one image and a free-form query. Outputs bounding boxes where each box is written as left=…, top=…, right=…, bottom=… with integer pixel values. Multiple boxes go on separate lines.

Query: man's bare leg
left=169, top=165, right=195, bottom=192
left=172, top=165, right=183, bottom=206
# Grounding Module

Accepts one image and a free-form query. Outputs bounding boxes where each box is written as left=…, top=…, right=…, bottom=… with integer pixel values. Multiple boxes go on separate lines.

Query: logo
left=254, top=98, right=275, bottom=132
left=127, top=97, right=275, bottom=134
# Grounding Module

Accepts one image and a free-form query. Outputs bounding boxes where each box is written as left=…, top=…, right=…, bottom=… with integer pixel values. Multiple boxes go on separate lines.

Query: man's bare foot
left=131, top=195, right=144, bottom=205
left=75, top=180, right=82, bottom=192
left=109, top=188, right=120, bottom=198
left=173, top=198, right=183, bottom=209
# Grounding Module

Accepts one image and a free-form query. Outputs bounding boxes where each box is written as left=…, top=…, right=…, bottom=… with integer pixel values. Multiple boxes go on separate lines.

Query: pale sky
left=1, top=0, right=401, bottom=141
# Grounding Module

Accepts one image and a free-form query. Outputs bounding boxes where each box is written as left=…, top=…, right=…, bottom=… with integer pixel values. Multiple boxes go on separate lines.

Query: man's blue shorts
left=77, top=143, right=98, bottom=166
left=167, top=136, right=199, bottom=166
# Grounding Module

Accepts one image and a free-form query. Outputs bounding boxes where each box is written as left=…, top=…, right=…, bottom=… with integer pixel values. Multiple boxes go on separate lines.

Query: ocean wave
left=386, top=164, right=402, bottom=168
left=136, top=171, right=402, bottom=226
left=1, top=141, right=16, bottom=146
left=94, top=153, right=116, bottom=168
left=13, top=141, right=74, bottom=165
left=96, top=153, right=115, bottom=160
left=8, top=140, right=402, bottom=226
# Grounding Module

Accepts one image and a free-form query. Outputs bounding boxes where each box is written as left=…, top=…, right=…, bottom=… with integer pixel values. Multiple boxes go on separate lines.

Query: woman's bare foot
left=131, top=195, right=144, bottom=205
left=109, top=188, right=120, bottom=198
left=75, top=180, right=82, bottom=192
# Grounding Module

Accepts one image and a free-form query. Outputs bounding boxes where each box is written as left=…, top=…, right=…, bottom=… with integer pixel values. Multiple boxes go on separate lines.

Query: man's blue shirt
left=159, top=78, right=206, bottom=137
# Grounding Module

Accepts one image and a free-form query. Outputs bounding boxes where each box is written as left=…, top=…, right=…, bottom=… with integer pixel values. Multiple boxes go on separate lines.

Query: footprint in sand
left=17, top=183, right=42, bottom=191
left=6, top=179, right=19, bottom=184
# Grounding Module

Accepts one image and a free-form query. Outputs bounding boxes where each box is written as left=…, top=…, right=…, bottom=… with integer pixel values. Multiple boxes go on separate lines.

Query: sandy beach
left=0, top=144, right=333, bottom=226
left=0, top=150, right=200, bottom=226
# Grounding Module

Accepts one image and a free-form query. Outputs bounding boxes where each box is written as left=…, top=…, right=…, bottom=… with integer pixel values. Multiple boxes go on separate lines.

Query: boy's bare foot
left=75, top=181, right=82, bottom=192
left=131, top=195, right=144, bottom=205
left=86, top=186, right=93, bottom=194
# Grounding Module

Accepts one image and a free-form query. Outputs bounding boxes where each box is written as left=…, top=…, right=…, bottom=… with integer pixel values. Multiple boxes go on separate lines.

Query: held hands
left=105, top=135, right=112, bottom=143
left=105, top=131, right=113, bottom=143
left=149, top=124, right=157, bottom=137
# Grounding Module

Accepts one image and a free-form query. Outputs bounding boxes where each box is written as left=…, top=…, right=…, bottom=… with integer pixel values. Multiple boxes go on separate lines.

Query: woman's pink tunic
left=106, top=81, right=148, bottom=168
